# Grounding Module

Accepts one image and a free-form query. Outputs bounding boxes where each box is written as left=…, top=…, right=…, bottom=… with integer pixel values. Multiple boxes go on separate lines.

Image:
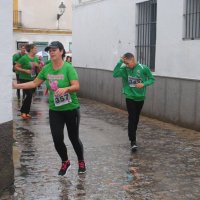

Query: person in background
left=33, top=56, right=45, bottom=92
left=14, top=44, right=40, bottom=119
left=113, top=52, right=155, bottom=152
left=13, top=41, right=86, bottom=176
left=66, top=56, right=72, bottom=64
left=36, top=56, right=45, bottom=74
left=12, top=45, right=26, bottom=101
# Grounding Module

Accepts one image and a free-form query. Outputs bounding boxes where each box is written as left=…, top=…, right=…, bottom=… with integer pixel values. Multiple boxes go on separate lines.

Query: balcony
left=13, top=10, right=22, bottom=28
left=13, top=10, right=72, bottom=35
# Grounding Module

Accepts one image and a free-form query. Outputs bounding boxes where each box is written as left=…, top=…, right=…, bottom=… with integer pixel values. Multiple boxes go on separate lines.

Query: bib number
left=128, top=76, right=142, bottom=87
left=31, top=70, right=36, bottom=78
left=54, top=93, right=72, bottom=107
left=30, top=62, right=36, bottom=78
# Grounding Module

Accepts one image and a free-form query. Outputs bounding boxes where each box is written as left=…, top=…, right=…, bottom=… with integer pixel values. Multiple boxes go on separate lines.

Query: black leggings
left=49, top=109, right=84, bottom=162
left=16, top=74, right=20, bottom=99
left=126, top=98, right=144, bottom=142
left=19, top=79, right=34, bottom=114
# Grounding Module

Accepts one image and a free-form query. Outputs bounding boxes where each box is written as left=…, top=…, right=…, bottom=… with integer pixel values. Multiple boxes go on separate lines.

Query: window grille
left=135, top=0, right=157, bottom=71
left=183, top=0, right=200, bottom=40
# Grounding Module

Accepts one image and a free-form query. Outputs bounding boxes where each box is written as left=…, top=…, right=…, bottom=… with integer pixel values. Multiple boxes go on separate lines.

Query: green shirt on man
left=113, top=59, right=155, bottom=101
left=17, top=54, right=39, bottom=81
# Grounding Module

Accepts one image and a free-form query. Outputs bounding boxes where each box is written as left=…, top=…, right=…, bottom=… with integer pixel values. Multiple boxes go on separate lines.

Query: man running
left=14, top=44, right=39, bottom=119
left=113, top=53, right=155, bottom=152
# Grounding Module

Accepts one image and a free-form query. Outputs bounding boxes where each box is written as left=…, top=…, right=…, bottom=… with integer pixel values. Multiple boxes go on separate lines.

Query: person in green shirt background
left=14, top=43, right=40, bottom=119
left=12, top=45, right=26, bottom=100
left=13, top=41, right=86, bottom=176
left=113, top=52, right=155, bottom=152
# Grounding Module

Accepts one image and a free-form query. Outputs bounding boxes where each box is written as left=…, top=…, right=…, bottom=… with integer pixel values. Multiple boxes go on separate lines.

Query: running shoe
left=78, top=160, right=86, bottom=174
left=58, top=160, right=71, bottom=176
left=26, top=114, right=32, bottom=118
left=20, top=113, right=29, bottom=120
left=131, top=141, right=138, bottom=152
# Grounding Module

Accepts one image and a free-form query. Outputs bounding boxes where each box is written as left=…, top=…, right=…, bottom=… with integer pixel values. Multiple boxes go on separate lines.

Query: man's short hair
left=123, top=53, right=134, bottom=60
left=25, top=44, right=36, bottom=53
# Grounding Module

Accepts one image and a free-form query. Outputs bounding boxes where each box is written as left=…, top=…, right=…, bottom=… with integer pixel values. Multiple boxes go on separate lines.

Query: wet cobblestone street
left=1, top=93, right=200, bottom=200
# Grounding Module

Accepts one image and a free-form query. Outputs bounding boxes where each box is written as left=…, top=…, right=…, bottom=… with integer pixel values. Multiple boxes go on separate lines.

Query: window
left=33, top=42, right=49, bottom=62
left=33, top=42, right=48, bottom=52
left=135, top=0, right=157, bottom=71
left=16, top=41, right=28, bottom=50
left=183, top=0, right=200, bottom=40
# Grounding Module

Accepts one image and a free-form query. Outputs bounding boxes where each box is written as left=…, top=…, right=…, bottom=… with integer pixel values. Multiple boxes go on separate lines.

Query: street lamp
left=57, top=2, right=66, bottom=20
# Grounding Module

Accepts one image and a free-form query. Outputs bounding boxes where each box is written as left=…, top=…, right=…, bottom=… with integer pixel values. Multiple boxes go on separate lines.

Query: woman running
left=13, top=41, right=86, bottom=176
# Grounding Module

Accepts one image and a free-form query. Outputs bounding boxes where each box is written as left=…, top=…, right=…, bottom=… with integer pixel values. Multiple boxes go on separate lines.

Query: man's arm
left=113, top=59, right=127, bottom=78
left=14, top=62, right=31, bottom=74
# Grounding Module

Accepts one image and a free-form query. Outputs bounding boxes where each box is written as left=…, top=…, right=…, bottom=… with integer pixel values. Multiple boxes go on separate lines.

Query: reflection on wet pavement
left=1, top=94, right=200, bottom=200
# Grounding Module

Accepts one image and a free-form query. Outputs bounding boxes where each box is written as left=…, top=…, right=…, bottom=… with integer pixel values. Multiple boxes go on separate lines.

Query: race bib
left=30, top=62, right=36, bottom=78
left=54, top=93, right=72, bottom=107
left=128, top=76, right=142, bottom=87
left=31, top=69, right=36, bottom=78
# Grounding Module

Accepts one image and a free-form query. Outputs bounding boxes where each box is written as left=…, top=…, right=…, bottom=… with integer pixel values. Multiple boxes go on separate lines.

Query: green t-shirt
left=37, top=61, right=80, bottom=111
left=12, top=53, right=25, bottom=75
left=17, top=54, right=39, bottom=80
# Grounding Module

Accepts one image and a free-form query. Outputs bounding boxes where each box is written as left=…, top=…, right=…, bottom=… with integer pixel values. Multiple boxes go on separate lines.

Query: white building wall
left=73, top=0, right=135, bottom=70
left=156, top=0, right=200, bottom=79
left=73, top=0, right=200, bottom=79
left=0, top=0, right=13, bottom=123
left=18, top=0, right=72, bottom=30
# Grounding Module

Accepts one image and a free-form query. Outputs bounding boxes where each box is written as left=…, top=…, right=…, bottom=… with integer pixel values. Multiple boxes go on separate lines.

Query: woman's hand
left=25, top=69, right=32, bottom=74
left=135, top=83, right=144, bottom=88
left=54, top=80, right=79, bottom=96
left=33, top=62, right=40, bottom=67
left=54, top=88, right=68, bottom=96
